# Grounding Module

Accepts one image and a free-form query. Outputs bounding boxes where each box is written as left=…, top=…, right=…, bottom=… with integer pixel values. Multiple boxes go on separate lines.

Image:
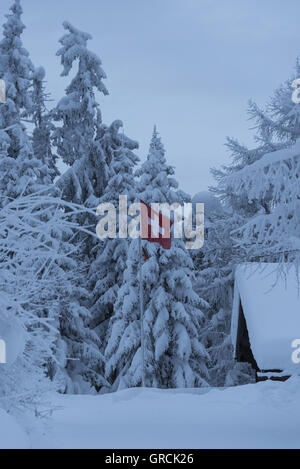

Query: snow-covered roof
left=231, top=263, right=300, bottom=371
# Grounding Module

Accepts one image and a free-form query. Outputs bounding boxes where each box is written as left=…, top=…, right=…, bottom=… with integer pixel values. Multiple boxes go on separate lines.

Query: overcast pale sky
left=1, top=0, right=300, bottom=195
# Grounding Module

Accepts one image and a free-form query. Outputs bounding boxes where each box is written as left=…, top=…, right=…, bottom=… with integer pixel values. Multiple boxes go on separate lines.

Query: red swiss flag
left=140, top=200, right=172, bottom=250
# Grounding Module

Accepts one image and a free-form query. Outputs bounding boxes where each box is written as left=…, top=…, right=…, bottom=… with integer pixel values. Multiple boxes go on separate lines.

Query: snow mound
left=28, top=380, right=300, bottom=449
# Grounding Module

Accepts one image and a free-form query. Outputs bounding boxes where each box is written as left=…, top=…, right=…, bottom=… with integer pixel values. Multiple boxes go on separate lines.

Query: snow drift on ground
left=0, top=408, right=29, bottom=449
left=3, top=377, right=299, bottom=449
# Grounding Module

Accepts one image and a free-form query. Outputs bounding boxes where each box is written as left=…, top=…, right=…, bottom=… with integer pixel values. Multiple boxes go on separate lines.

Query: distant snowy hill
left=192, top=191, right=222, bottom=217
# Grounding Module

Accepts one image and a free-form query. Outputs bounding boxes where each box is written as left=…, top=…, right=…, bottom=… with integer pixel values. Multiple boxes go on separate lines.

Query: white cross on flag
left=140, top=200, right=172, bottom=249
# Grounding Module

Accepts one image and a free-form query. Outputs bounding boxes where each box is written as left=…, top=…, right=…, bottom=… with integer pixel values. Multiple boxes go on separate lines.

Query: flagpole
left=138, top=234, right=146, bottom=388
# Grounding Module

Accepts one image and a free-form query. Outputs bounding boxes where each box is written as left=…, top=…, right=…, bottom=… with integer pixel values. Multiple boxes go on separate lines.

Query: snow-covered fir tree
left=53, top=20, right=108, bottom=201
left=53, top=21, right=108, bottom=162
left=247, top=57, right=300, bottom=145
left=31, top=66, right=59, bottom=184
left=0, top=0, right=47, bottom=205
left=88, top=120, right=139, bottom=384
left=50, top=21, right=114, bottom=392
left=212, top=57, right=300, bottom=224
left=105, top=127, right=209, bottom=390
left=222, top=133, right=300, bottom=265
left=55, top=123, right=139, bottom=393
left=213, top=57, right=300, bottom=265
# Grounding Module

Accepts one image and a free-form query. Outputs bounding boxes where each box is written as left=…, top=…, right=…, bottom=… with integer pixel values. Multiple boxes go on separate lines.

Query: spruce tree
left=31, top=66, right=59, bottom=184
left=0, top=0, right=46, bottom=206
left=53, top=21, right=109, bottom=206
left=213, top=57, right=300, bottom=264
left=52, top=21, right=112, bottom=391
left=88, top=120, right=139, bottom=376
left=212, top=58, right=300, bottom=222
left=105, top=127, right=209, bottom=390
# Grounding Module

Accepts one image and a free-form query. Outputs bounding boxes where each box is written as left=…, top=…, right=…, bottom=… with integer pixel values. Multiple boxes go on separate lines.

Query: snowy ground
left=2, top=378, right=300, bottom=449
